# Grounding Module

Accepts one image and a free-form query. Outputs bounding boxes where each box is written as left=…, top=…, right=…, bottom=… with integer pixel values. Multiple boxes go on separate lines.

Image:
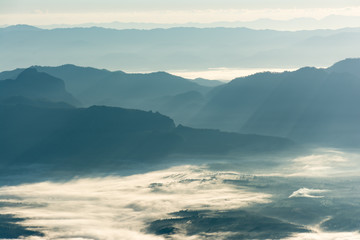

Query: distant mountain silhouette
left=0, top=65, right=209, bottom=104
left=0, top=68, right=79, bottom=106
left=190, top=59, right=360, bottom=147
left=193, top=78, right=224, bottom=87
left=145, top=90, right=206, bottom=125
left=1, top=24, right=41, bottom=32
left=77, top=70, right=208, bottom=109
left=0, top=104, right=292, bottom=170
left=1, top=26, right=360, bottom=71
left=0, top=65, right=210, bottom=124
left=0, top=65, right=116, bottom=99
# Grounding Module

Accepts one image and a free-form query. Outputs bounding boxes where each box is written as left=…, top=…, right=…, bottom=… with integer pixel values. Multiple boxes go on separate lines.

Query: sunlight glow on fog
left=286, top=149, right=360, bottom=177
left=168, top=67, right=297, bottom=81
left=0, top=157, right=359, bottom=239
left=0, top=165, right=271, bottom=240
left=289, top=188, right=329, bottom=198
left=244, top=149, right=360, bottom=178
left=285, top=231, right=360, bottom=240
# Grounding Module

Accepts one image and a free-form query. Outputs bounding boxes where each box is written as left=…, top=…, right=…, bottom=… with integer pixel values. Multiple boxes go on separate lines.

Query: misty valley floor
left=0, top=149, right=359, bottom=240
left=1, top=4, right=360, bottom=239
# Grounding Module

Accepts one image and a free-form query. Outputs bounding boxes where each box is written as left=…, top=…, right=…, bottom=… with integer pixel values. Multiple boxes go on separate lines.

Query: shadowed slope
left=0, top=68, right=79, bottom=106
left=0, top=103, right=293, bottom=170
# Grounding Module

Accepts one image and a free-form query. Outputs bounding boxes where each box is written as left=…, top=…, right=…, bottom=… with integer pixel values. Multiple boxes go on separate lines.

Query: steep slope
left=327, top=58, right=360, bottom=78
left=35, top=64, right=113, bottom=96
left=154, top=91, right=206, bottom=124
left=190, top=60, right=360, bottom=147
left=287, top=72, right=360, bottom=146
left=0, top=68, right=79, bottom=106
left=241, top=68, right=328, bottom=136
left=190, top=72, right=284, bottom=131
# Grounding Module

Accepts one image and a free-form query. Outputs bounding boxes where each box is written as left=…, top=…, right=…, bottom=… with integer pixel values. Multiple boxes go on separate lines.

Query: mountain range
left=0, top=58, right=359, bottom=156
left=0, top=68, right=78, bottom=106
left=1, top=25, right=360, bottom=72
left=190, top=58, right=360, bottom=147
left=0, top=65, right=211, bottom=124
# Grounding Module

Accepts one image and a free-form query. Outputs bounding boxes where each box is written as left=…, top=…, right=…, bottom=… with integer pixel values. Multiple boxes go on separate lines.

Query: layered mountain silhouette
left=192, top=78, right=224, bottom=87
left=1, top=25, right=360, bottom=71
left=0, top=101, right=292, bottom=170
left=190, top=58, right=360, bottom=147
left=0, top=65, right=210, bottom=123
left=1, top=58, right=359, bottom=148
left=327, top=58, right=360, bottom=78
left=0, top=68, right=78, bottom=106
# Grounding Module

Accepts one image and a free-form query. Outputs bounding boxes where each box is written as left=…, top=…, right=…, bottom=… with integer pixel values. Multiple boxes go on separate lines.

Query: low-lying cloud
left=289, top=188, right=329, bottom=198
left=283, top=148, right=360, bottom=178
left=0, top=158, right=359, bottom=240
left=0, top=165, right=271, bottom=240
left=285, top=231, right=360, bottom=240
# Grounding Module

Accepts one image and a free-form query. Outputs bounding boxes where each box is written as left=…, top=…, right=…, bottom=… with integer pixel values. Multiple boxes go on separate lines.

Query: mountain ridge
left=190, top=59, right=360, bottom=147
left=0, top=68, right=79, bottom=106
left=0, top=103, right=293, bottom=170
left=1, top=58, right=359, bottom=147
left=1, top=25, right=360, bottom=71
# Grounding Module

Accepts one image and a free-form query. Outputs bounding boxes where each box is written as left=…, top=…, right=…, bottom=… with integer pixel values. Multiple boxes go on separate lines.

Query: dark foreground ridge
left=0, top=101, right=293, bottom=171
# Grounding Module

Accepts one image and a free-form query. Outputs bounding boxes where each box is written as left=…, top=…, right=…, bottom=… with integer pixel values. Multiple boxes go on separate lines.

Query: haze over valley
left=0, top=0, right=360, bottom=239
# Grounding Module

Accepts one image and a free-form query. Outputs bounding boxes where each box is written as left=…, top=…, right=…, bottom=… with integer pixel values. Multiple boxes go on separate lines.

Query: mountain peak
left=328, top=58, right=360, bottom=78
left=329, top=58, right=360, bottom=68
left=0, top=68, right=79, bottom=106
left=18, top=67, right=38, bottom=77
left=2, top=24, right=41, bottom=32
left=17, top=68, right=62, bottom=86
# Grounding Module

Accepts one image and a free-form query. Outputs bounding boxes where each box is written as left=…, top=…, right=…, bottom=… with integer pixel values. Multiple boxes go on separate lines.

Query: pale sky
left=1, top=0, right=360, bottom=26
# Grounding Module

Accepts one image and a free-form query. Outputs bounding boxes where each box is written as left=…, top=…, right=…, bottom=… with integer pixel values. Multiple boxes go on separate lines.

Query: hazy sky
left=1, top=0, right=360, bottom=26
